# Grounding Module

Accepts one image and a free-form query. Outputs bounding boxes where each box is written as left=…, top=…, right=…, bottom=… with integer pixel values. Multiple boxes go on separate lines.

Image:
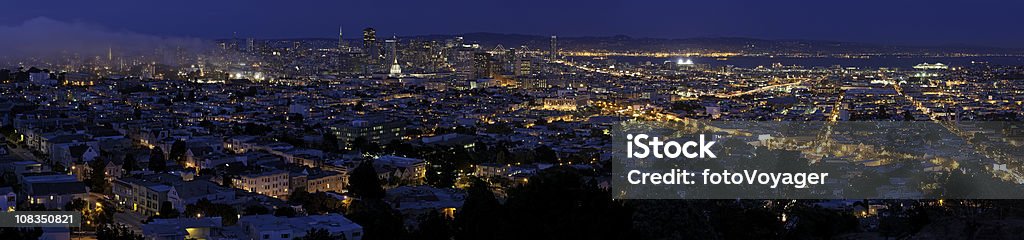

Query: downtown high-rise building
left=384, top=37, right=399, bottom=64
left=363, top=28, right=377, bottom=51
left=550, top=35, right=558, bottom=59
left=363, top=28, right=380, bottom=73
left=338, top=25, right=347, bottom=51
left=385, top=37, right=401, bottom=76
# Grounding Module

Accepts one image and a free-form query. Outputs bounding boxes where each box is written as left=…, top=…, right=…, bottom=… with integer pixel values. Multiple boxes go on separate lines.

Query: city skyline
left=1, top=2, right=1023, bottom=239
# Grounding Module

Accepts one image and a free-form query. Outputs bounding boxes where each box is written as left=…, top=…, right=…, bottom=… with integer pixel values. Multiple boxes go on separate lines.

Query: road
left=714, top=80, right=805, bottom=98
left=114, top=211, right=146, bottom=234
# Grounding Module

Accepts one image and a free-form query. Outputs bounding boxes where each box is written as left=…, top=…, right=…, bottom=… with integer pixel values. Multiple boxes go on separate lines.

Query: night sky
left=3, top=0, right=1023, bottom=48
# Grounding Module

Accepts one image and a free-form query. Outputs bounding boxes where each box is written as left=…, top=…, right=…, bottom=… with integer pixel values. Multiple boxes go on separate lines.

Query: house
left=184, top=144, right=228, bottom=171
left=22, top=174, right=88, bottom=210
left=68, top=144, right=99, bottom=163
left=385, top=186, right=465, bottom=226
left=232, top=170, right=290, bottom=199
left=305, top=170, right=346, bottom=193
left=176, top=180, right=235, bottom=207
left=103, top=159, right=124, bottom=180
left=0, top=160, right=42, bottom=175
left=111, top=175, right=183, bottom=216
left=237, top=214, right=363, bottom=240
left=142, top=217, right=223, bottom=240
left=373, top=155, right=426, bottom=187
left=0, top=186, right=16, bottom=212
left=224, top=135, right=259, bottom=153
left=46, top=134, right=99, bottom=167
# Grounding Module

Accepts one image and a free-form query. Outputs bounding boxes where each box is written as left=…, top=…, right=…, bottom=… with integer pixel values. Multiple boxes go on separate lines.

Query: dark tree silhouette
left=148, top=147, right=167, bottom=172
left=322, top=132, right=339, bottom=153
left=243, top=205, right=269, bottom=215
left=184, top=199, right=239, bottom=225
left=455, top=178, right=504, bottom=240
left=122, top=154, right=137, bottom=173
left=294, top=228, right=342, bottom=240
left=414, top=209, right=452, bottom=240
left=96, top=224, right=143, bottom=240
left=533, top=145, right=558, bottom=164
left=346, top=199, right=406, bottom=240
left=88, top=159, right=109, bottom=193
left=156, top=201, right=179, bottom=219
left=500, top=167, right=633, bottom=240
left=274, top=207, right=297, bottom=217
left=169, top=140, right=188, bottom=166
left=349, top=160, right=385, bottom=199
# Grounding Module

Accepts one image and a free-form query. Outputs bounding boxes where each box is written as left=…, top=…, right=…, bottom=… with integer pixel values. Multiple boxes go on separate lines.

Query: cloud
left=0, top=17, right=211, bottom=61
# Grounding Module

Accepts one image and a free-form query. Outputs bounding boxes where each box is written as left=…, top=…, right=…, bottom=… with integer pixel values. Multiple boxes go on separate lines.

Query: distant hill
left=247, top=33, right=1022, bottom=54
left=401, top=32, right=1022, bottom=54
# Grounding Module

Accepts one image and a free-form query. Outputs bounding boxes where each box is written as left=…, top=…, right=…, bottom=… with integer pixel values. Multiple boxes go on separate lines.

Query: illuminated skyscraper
left=550, top=35, right=558, bottom=59
left=384, top=37, right=398, bottom=65
left=363, top=28, right=377, bottom=50
left=363, top=28, right=380, bottom=73
left=246, top=37, right=255, bottom=52
left=231, top=31, right=239, bottom=50
left=338, top=25, right=347, bottom=51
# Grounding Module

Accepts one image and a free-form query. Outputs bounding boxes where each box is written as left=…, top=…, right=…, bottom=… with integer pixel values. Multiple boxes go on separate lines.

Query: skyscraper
left=550, top=35, right=558, bottom=59
left=384, top=37, right=398, bottom=65
left=338, top=25, right=347, bottom=51
left=385, top=37, right=401, bottom=76
left=363, top=28, right=377, bottom=50
left=363, top=28, right=380, bottom=73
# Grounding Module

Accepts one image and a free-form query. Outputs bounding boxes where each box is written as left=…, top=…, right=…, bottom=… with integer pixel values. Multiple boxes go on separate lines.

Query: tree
left=122, top=154, right=137, bottom=173
left=288, top=113, right=304, bottom=125
left=148, top=147, right=167, bottom=172
left=499, top=167, right=633, bottom=240
left=157, top=201, right=179, bottom=219
left=169, top=140, right=188, bottom=166
left=88, top=159, right=109, bottom=193
left=64, top=198, right=87, bottom=211
left=533, top=145, right=558, bottom=164
left=322, top=132, right=339, bottom=153
left=294, top=228, right=343, bottom=240
left=243, top=205, right=269, bottom=215
left=349, top=160, right=385, bottom=199
left=786, top=206, right=857, bottom=239
left=274, top=207, right=297, bottom=217
left=414, top=209, right=451, bottom=240
left=385, top=140, right=416, bottom=156
left=288, top=190, right=345, bottom=214
left=222, top=174, right=233, bottom=188
left=455, top=178, right=504, bottom=240
left=346, top=199, right=406, bottom=240
left=426, top=150, right=458, bottom=188
left=97, top=200, right=116, bottom=225
left=96, top=224, right=143, bottom=240
left=352, top=136, right=381, bottom=154
left=184, top=199, right=239, bottom=226
left=0, top=227, right=42, bottom=240
left=425, top=146, right=473, bottom=188
left=132, top=108, right=142, bottom=120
